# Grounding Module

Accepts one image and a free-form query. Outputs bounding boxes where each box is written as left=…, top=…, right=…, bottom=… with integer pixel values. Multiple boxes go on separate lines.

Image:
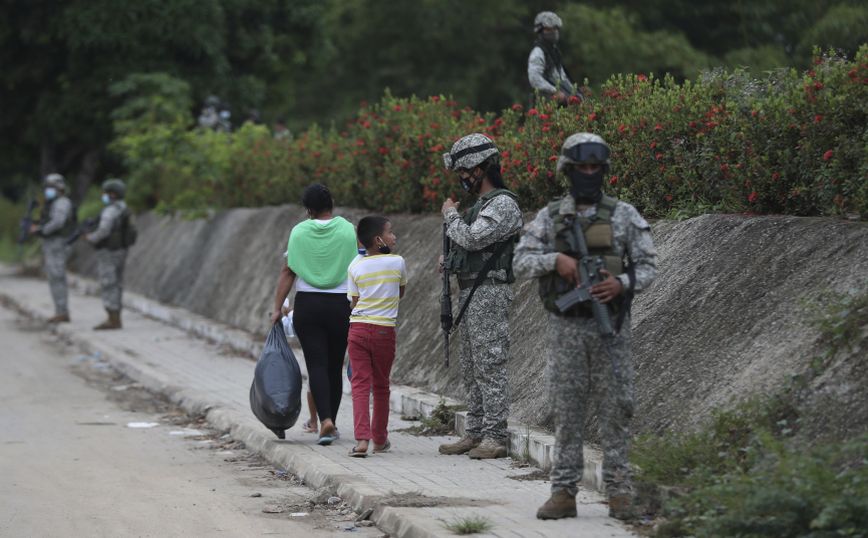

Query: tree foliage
left=1, top=0, right=865, bottom=202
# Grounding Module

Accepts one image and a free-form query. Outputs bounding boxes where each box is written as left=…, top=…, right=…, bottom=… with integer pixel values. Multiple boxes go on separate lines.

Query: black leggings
left=293, top=291, right=351, bottom=425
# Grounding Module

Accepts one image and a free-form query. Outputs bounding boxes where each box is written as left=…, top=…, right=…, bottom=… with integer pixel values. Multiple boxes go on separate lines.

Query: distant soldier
left=29, top=173, right=75, bottom=322
left=438, top=134, right=523, bottom=460
left=528, top=11, right=578, bottom=105
left=87, top=179, right=135, bottom=330
left=514, top=133, right=657, bottom=520
left=197, top=95, right=220, bottom=130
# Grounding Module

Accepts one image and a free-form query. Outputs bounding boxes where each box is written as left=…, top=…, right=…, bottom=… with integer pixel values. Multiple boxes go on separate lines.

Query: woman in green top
left=270, top=184, right=358, bottom=445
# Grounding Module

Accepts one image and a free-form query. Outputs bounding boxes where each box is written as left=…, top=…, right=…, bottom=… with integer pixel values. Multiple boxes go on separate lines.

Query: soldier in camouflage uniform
left=513, top=133, right=657, bottom=520
left=438, top=133, right=523, bottom=459
left=528, top=11, right=577, bottom=105
left=87, top=179, right=131, bottom=330
left=29, top=173, right=76, bottom=322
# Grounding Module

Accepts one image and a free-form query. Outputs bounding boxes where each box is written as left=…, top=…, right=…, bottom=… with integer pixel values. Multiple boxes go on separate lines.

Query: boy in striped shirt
left=347, top=216, right=407, bottom=457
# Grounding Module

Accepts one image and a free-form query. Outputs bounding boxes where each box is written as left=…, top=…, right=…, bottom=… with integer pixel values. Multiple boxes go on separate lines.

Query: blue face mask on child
left=101, top=193, right=111, bottom=205
left=44, top=187, right=57, bottom=200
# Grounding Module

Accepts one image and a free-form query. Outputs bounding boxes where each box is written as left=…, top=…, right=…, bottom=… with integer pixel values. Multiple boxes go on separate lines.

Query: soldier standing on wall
left=528, top=11, right=579, bottom=105
left=29, top=173, right=76, bottom=322
left=513, top=133, right=657, bottom=520
left=87, top=179, right=136, bottom=330
left=437, top=133, right=523, bottom=460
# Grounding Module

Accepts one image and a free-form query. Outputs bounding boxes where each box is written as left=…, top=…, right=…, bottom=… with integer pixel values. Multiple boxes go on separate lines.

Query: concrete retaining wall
left=71, top=206, right=868, bottom=440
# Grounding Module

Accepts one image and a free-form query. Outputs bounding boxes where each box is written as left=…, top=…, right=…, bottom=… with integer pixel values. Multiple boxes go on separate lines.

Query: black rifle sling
left=451, top=236, right=515, bottom=330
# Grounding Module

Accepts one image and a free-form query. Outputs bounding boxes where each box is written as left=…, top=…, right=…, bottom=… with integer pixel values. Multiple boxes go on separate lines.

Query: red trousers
left=347, top=323, right=396, bottom=444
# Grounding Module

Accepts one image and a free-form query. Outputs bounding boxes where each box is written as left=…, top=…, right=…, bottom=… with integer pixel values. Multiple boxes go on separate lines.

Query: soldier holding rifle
left=513, top=133, right=657, bottom=520
left=438, top=133, right=522, bottom=460
left=28, top=173, right=76, bottom=322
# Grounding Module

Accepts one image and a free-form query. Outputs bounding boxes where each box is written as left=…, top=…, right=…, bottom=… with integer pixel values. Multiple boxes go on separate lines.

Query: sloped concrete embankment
left=71, top=207, right=868, bottom=441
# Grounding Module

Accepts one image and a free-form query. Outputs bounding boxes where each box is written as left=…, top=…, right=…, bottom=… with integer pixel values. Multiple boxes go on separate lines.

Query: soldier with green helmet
left=438, top=133, right=523, bottom=459
left=87, top=178, right=135, bottom=330
left=29, top=173, right=76, bottom=322
left=514, top=133, right=657, bottom=520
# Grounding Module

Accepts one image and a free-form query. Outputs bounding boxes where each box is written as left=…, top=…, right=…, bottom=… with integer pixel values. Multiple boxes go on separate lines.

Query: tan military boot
left=536, top=489, right=577, bottom=520
left=48, top=313, right=70, bottom=323
left=93, top=309, right=122, bottom=330
left=438, top=435, right=481, bottom=455
left=467, top=438, right=507, bottom=459
left=607, top=493, right=636, bottom=521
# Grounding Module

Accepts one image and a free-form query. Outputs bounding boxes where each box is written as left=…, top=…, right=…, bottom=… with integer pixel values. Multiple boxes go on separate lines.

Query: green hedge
left=115, top=47, right=868, bottom=218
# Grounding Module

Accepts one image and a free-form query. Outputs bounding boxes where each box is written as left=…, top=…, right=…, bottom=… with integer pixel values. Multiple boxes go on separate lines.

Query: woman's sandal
left=317, top=425, right=337, bottom=446
left=348, top=445, right=368, bottom=458
left=301, top=419, right=318, bottom=433
left=372, top=440, right=391, bottom=454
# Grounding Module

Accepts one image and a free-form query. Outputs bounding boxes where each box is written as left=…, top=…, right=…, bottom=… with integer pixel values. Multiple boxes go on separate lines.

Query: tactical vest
left=40, top=197, right=77, bottom=238
left=539, top=195, right=625, bottom=315
left=445, top=189, right=519, bottom=283
left=97, top=207, right=132, bottom=251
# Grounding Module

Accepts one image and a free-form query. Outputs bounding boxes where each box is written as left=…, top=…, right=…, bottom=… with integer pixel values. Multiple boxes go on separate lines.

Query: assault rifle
left=65, top=217, right=98, bottom=246
left=553, top=217, right=614, bottom=337
left=440, top=223, right=453, bottom=368
left=17, top=198, right=38, bottom=245
left=554, top=217, right=624, bottom=381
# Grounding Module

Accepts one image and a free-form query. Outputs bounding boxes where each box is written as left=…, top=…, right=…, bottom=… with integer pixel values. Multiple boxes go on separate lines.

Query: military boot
left=467, top=438, right=508, bottom=459
left=48, top=313, right=70, bottom=323
left=93, top=309, right=122, bottom=330
left=438, top=435, right=481, bottom=455
left=607, top=493, right=636, bottom=521
left=536, top=490, right=577, bottom=520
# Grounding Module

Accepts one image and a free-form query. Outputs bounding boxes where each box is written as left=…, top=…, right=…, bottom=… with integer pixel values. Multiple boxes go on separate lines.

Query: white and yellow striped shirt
left=347, top=254, right=407, bottom=327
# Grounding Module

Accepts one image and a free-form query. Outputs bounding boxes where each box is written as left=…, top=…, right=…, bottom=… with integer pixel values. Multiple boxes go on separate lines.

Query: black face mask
left=460, top=171, right=483, bottom=194
left=566, top=168, right=604, bottom=204
left=541, top=29, right=559, bottom=44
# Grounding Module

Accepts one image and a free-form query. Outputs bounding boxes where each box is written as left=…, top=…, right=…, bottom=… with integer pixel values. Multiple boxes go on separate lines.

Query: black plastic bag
left=249, top=323, right=302, bottom=438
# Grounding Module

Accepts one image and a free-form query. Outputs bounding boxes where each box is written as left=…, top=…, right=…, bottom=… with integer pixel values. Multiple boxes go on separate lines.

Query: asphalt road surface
left=0, top=304, right=382, bottom=537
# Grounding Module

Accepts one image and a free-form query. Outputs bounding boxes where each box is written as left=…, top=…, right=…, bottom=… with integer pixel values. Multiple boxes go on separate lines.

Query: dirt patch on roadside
left=377, top=491, right=494, bottom=509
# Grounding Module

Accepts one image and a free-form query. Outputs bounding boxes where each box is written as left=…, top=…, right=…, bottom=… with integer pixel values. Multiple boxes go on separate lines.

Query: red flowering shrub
left=127, top=47, right=868, bottom=218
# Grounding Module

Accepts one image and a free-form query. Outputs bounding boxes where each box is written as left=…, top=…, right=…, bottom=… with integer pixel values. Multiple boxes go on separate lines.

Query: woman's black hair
left=301, top=183, right=334, bottom=214
left=483, top=156, right=506, bottom=189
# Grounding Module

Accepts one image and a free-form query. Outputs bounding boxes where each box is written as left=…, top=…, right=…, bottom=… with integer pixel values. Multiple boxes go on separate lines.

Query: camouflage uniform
left=88, top=201, right=129, bottom=311
left=445, top=194, right=522, bottom=441
left=514, top=195, right=657, bottom=497
left=39, top=196, right=74, bottom=316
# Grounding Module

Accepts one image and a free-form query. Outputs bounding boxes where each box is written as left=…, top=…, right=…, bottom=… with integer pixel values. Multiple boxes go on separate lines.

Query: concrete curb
left=66, top=273, right=605, bottom=492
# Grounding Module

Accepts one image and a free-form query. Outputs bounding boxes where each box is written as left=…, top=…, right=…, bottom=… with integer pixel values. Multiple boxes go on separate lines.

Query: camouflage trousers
left=96, top=248, right=127, bottom=311
left=545, top=312, right=635, bottom=497
left=42, top=237, right=70, bottom=315
left=457, top=282, right=512, bottom=442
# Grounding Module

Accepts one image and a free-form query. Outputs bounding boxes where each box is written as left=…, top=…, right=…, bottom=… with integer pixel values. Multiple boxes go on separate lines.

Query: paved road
left=0, top=305, right=381, bottom=537
left=0, top=270, right=635, bottom=537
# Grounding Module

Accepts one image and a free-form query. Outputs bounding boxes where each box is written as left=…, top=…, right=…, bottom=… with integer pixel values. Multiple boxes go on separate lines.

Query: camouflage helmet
left=557, top=132, right=611, bottom=173
left=101, top=178, right=126, bottom=198
left=43, top=173, right=66, bottom=190
left=442, top=133, right=499, bottom=171
left=534, top=11, right=562, bottom=32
